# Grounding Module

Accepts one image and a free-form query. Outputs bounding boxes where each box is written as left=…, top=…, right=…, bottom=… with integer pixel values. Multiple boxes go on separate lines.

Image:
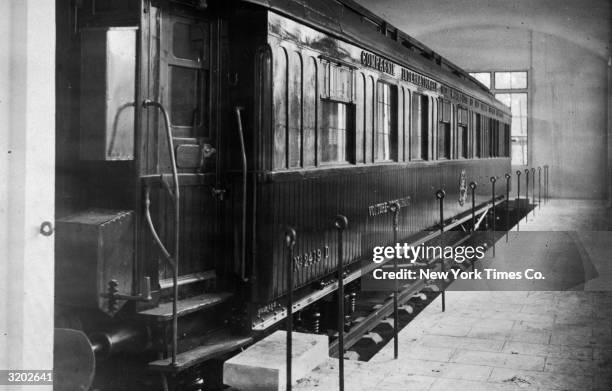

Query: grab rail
left=235, top=106, right=248, bottom=282
left=142, top=99, right=180, bottom=367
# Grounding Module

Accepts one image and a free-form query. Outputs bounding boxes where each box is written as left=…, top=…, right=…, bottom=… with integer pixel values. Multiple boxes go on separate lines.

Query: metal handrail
left=143, top=99, right=180, bottom=367
left=235, top=106, right=248, bottom=282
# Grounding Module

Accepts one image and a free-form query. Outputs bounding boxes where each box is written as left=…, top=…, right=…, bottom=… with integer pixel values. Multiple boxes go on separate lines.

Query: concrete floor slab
left=286, top=200, right=611, bottom=391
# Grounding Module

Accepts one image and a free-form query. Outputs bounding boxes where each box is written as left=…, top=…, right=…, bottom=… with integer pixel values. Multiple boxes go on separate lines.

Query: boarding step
left=158, top=270, right=217, bottom=291
left=149, top=333, right=253, bottom=373
left=138, top=292, right=232, bottom=322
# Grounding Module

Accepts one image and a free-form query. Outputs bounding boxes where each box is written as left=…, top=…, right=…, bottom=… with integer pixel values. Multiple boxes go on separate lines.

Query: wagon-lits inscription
left=368, top=196, right=411, bottom=217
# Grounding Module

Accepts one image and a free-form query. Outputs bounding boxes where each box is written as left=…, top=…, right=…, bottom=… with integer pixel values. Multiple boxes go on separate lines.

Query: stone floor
left=293, top=199, right=612, bottom=391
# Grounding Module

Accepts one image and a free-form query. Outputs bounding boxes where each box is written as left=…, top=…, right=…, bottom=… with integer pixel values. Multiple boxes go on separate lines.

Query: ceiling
left=354, top=0, right=610, bottom=59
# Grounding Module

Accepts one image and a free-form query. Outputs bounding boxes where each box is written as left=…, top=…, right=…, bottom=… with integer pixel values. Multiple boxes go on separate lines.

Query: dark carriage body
left=228, top=5, right=511, bottom=318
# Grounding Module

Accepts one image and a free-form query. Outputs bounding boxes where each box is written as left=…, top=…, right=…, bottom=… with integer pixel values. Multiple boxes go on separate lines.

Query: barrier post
left=544, top=164, right=550, bottom=203
left=333, top=215, right=349, bottom=391
left=389, top=202, right=401, bottom=359
left=531, top=168, right=536, bottom=217
left=490, top=177, right=497, bottom=257
left=538, top=167, right=542, bottom=209
left=505, top=173, right=511, bottom=242
left=469, top=182, right=477, bottom=272
left=436, top=190, right=446, bottom=312
left=284, top=227, right=297, bottom=391
left=516, top=170, right=521, bottom=231
left=524, top=169, right=530, bottom=222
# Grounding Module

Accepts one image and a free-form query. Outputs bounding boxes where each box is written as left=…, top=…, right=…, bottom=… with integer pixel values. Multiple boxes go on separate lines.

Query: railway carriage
left=54, top=0, right=511, bottom=389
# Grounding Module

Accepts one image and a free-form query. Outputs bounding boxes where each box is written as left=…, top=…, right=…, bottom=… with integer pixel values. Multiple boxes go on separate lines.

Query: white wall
left=357, top=0, right=611, bottom=200
left=0, top=0, right=55, bottom=388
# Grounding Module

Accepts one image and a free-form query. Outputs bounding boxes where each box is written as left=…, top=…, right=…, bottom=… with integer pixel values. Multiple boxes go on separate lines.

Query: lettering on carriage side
left=401, top=68, right=437, bottom=91
left=368, top=196, right=412, bottom=217
left=360, top=51, right=395, bottom=75
left=256, top=301, right=282, bottom=319
left=294, top=245, right=330, bottom=269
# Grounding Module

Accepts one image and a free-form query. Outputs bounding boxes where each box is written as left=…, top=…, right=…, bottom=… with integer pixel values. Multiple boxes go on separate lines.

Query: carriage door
left=157, top=12, right=219, bottom=285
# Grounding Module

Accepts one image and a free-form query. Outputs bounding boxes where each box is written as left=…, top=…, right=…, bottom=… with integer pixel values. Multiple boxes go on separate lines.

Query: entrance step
left=223, top=331, right=328, bottom=391
left=148, top=333, right=252, bottom=373
left=137, top=292, right=232, bottom=322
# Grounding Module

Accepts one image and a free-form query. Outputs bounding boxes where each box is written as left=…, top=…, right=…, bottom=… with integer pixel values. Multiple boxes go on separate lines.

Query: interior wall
left=356, top=0, right=611, bottom=200
left=0, top=0, right=55, bottom=382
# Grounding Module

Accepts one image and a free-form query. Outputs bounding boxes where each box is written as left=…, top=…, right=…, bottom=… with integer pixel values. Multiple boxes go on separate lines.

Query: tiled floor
left=294, top=291, right=612, bottom=391
left=293, top=200, right=612, bottom=391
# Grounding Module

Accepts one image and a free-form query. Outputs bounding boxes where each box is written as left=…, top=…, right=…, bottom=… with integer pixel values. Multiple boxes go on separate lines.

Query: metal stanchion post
left=544, top=164, right=550, bottom=204
left=436, top=190, right=446, bottom=312
left=469, top=182, right=477, bottom=272
left=538, top=167, right=542, bottom=209
left=524, top=169, right=530, bottom=222
left=389, top=202, right=401, bottom=359
left=490, top=177, right=497, bottom=257
left=285, top=227, right=297, bottom=391
left=546, top=165, right=550, bottom=203
left=531, top=168, right=536, bottom=217
left=505, top=173, right=511, bottom=242
left=516, top=170, right=521, bottom=231
left=470, top=182, right=477, bottom=232
left=333, top=215, right=348, bottom=391
left=544, top=165, right=547, bottom=203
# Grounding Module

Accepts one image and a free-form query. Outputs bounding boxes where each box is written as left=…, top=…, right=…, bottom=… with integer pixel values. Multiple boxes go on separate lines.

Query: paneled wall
left=0, top=0, right=55, bottom=381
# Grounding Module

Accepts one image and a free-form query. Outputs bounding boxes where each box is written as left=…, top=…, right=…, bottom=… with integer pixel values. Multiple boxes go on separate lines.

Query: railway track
left=328, top=213, right=520, bottom=361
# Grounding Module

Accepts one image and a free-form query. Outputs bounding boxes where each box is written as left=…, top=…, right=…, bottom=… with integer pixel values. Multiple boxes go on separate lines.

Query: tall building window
left=469, top=71, right=528, bottom=165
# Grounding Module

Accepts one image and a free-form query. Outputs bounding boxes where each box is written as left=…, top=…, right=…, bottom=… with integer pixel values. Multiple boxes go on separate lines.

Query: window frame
left=318, top=59, right=356, bottom=166
left=469, top=70, right=528, bottom=165
left=456, top=106, right=468, bottom=159
left=437, top=99, right=451, bottom=160
left=374, top=80, right=398, bottom=162
left=410, top=91, right=429, bottom=161
left=161, top=14, right=211, bottom=140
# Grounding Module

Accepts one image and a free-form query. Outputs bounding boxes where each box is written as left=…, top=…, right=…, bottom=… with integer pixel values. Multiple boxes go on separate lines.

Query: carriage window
left=490, top=119, right=498, bottom=157
left=321, top=101, right=352, bottom=163
left=170, top=66, right=205, bottom=127
left=173, top=23, right=207, bottom=62
left=503, top=123, right=510, bottom=157
left=457, top=107, right=468, bottom=158
left=438, top=99, right=451, bottom=159
left=474, top=113, right=481, bottom=158
left=163, top=17, right=210, bottom=138
left=320, top=61, right=354, bottom=164
left=321, top=60, right=352, bottom=102
left=375, top=82, right=397, bottom=161
left=411, top=92, right=428, bottom=160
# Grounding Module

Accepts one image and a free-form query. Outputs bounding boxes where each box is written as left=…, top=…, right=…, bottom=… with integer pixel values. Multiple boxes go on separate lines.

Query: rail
left=235, top=106, right=248, bottom=282
left=142, top=99, right=180, bottom=367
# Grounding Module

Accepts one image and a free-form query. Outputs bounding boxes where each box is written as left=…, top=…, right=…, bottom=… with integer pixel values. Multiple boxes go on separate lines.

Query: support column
left=0, top=0, right=55, bottom=387
left=607, top=3, right=612, bottom=208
